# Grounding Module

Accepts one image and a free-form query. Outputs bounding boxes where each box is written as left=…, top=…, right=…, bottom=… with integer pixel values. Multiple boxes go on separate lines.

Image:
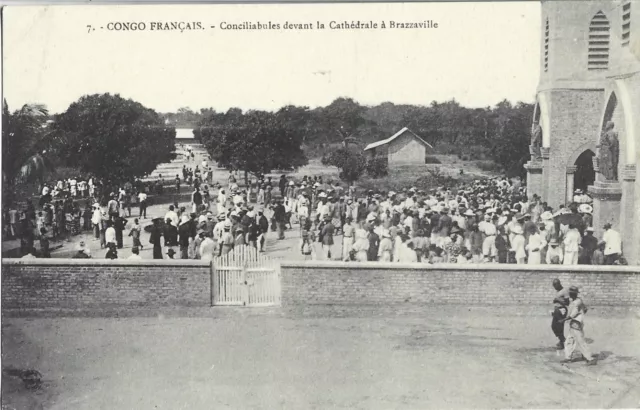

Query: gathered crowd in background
left=7, top=165, right=626, bottom=266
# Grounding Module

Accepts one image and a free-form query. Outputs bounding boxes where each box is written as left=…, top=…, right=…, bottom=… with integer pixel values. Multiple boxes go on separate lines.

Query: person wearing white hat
left=377, top=230, right=393, bottom=262
left=579, top=227, right=598, bottom=264
left=217, top=189, right=227, bottom=216
left=73, top=241, right=92, bottom=259
left=563, top=223, right=581, bottom=265
left=482, top=223, right=498, bottom=262
left=510, top=224, right=526, bottom=264
left=218, top=220, right=234, bottom=256
left=351, top=227, right=369, bottom=262
left=526, top=225, right=547, bottom=265
left=91, top=203, right=103, bottom=240
left=546, top=238, right=564, bottom=264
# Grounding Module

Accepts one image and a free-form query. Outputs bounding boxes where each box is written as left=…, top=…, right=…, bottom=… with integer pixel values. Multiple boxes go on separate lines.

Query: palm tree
left=2, top=101, right=53, bottom=201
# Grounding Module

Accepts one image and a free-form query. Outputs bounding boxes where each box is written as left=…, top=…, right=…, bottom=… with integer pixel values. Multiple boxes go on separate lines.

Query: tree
left=321, top=148, right=367, bottom=183
left=366, top=157, right=389, bottom=178
left=2, top=101, right=53, bottom=201
left=488, top=100, right=533, bottom=178
left=315, top=97, right=367, bottom=146
left=195, top=109, right=308, bottom=184
left=51, top=93, right=176, bottom=184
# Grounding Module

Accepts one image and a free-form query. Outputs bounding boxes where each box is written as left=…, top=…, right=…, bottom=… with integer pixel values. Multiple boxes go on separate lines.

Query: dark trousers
left=115, top=228, right=123, bottom=248
left=277, top=221, right=285, bottom=240
left=552, top=321, right=565, bottom=344
left=153, top=244, right=163, bottom=259
left=180, top=244, right=189, bottom=259
left=605, top=253, right=620, bottom=265
left=139, top=201, right=147, bottom=218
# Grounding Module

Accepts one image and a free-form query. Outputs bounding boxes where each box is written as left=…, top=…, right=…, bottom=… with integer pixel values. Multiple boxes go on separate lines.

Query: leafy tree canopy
left=51, top=93, right=176, bottom=184
left=321, top=148, right=367, bottom=183
left=195, top=108, right=308, bottom=178
left=2, top=101, right=52, bottom=186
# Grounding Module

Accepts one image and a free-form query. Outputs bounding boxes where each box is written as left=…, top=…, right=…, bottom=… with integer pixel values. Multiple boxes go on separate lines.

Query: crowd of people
left=5, top=163, right=628, bottom=266
left=270, top=175, right=625, bottom=265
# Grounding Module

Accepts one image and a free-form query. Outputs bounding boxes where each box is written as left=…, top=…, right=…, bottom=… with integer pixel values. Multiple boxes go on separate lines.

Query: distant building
left=364, top=127, right=434, bottom=166
left=175, top=128, right=194, bottom=139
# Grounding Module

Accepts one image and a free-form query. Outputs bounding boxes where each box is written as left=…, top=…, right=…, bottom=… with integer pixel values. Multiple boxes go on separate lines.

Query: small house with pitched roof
left=364, top=127, right=434, bottom=166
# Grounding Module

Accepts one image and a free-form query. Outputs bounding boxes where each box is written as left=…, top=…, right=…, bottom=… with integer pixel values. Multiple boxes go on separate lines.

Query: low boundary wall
left=3, top=260, right=640, bottom=313
left=2, top=259, right=211, bottom=310
left=280, top=262, right=640, bottom=306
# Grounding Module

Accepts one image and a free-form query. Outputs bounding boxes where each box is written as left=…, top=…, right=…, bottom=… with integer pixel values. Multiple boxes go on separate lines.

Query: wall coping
left=1, top=258, right=211, bottom=268
left=3, top=258, right=639, bottom=274
left=280, top=261, right=640, bottom=274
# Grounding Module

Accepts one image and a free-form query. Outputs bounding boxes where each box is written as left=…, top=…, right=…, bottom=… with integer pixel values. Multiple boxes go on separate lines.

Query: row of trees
left=194, top=107, right=309, bottom=184
left=192, top=97, right=534, bottom=180
left=2, top=94, right=176, bottom=203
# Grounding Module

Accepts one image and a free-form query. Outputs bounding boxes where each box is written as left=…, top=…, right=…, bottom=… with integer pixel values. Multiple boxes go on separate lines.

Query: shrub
left=321, top=148, right=367, bottom=183
left=424, top=156, right=442, bottom=164
left=475, top=160, right=502, bottom=173
left=366, top=157, right=388, bottom=178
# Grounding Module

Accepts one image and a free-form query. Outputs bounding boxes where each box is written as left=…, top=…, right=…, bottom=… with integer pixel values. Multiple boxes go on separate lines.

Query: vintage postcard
left=2, top=2, right=639, bottom=409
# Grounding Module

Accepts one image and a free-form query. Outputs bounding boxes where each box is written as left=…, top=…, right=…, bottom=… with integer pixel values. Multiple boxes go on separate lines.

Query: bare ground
left=2, top=307, right=640, bottom=409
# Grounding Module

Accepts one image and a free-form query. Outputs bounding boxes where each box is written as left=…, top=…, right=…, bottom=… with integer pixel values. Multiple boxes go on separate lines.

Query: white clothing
left=526, top=233, right=547, bottom=265
left=165, top=211, right=179, bottom=227
left=602, top=228, right=622, bottom=255
left=105, top=227, right=116, bottom=244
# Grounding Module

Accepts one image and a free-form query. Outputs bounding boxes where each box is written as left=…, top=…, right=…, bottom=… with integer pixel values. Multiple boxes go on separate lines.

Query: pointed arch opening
left=574, top=150, right=596, bottom=191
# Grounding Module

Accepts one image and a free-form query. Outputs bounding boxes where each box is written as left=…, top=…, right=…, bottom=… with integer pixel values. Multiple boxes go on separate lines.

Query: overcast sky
left=3, top=2, right=540, bottom=114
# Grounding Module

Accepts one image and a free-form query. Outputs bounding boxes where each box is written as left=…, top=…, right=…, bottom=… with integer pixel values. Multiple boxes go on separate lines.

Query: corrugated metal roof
left=364, top=127, right=433, bottom=151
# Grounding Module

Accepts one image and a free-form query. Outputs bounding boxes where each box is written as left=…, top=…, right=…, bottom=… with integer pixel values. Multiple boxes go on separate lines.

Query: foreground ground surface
left=3, top=307, right=640, bottom=409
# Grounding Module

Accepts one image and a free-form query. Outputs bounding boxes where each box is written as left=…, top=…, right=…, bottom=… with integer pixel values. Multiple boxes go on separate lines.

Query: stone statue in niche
left=530, top=124, right=542, bottom=159
left=597, top=121, right=620, bottom=181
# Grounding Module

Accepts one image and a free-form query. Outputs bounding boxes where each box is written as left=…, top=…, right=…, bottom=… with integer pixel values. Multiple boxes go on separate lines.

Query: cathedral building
left=526, top=0, right=639, bottom=264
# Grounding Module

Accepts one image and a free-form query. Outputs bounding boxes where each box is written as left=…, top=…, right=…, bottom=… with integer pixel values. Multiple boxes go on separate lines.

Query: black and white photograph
left=1, top=1, right=639, bottom=408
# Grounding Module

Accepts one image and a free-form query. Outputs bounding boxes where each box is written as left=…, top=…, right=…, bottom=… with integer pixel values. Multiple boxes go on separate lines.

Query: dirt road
left=3, top=307, right=640, bottom=409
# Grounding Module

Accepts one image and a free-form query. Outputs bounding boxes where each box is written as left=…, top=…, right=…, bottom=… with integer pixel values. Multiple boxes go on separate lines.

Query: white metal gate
left=212, top=245, right=281, bottom=307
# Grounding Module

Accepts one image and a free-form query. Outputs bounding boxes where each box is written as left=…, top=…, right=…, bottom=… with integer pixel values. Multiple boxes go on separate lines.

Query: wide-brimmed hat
left=586, top=227, right=595, bottom=232
left=450, top=226, right=462, bottom=235
left=540, top=211, right=553, bottom=221
left=578, top=204, right=593, bottom=214
left=549, top=238, right=559, bottom=246
left=464, top=209, right=475, bottom=217
left=568, top=286, right=579, bottom=293
left=166, top=248, right=176, bottom=256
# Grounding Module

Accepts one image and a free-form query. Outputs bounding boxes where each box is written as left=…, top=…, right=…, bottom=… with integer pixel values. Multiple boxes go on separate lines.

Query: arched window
left=622, top=1, right=631, bottom=47
left=544, top=18, right=549, bottom=72
left=588, top=11, right=610, bottom=70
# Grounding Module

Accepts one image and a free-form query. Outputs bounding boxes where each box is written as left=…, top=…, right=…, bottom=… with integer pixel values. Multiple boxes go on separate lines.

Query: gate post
left=241, top=263, right=248, bottom=306
left=210, top=260, right=217, bottom=307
